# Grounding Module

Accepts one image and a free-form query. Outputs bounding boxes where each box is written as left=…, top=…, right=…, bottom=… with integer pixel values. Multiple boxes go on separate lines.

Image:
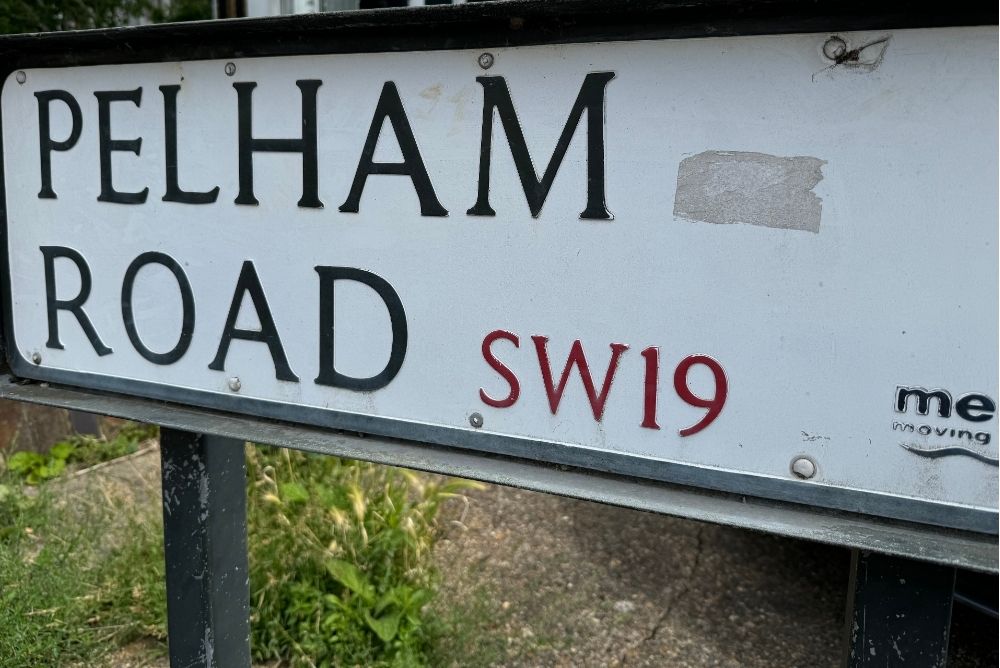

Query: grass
left=0, top=432, right=479, bottom=667
left=0, top=476, right=166, bottom=667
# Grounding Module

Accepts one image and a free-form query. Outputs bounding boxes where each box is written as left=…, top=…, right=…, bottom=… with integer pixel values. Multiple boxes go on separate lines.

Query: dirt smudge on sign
left=673, top=150, right=826, bottom=233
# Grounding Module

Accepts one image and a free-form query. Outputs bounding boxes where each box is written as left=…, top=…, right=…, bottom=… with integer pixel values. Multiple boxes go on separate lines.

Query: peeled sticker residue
left=673, top=151, right=826, bottom=233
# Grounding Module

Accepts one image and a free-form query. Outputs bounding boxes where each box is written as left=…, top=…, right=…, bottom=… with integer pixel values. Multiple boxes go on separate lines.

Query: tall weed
left=246, top=445, right=480, bottom=667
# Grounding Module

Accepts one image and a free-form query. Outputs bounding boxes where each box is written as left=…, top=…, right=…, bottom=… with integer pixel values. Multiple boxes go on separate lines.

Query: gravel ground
left=77, top=444, right=996, bottom=667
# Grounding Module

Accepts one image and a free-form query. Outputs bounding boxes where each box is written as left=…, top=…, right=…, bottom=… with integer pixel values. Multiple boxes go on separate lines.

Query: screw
left=227, top=377, right=241, bottom=392
left=30, top=351, right=41, bottom=364
left=469, top=412, right=484, bottom=428
left=822, top=36, right=848, bottom=61
left=225, top=62, right=236, bottom=76
left=791, top=456, right=817, bottom=480
left=477, top=52, right=494, bottom=70
left=15, top=71, right=26, bottom=85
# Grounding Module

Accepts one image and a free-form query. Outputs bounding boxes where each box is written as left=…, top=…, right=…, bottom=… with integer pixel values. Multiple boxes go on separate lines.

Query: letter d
left=314, top=267, right=407, bottom=391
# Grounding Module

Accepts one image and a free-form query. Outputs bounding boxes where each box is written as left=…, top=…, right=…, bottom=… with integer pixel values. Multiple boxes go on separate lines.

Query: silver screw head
left=791, top=456, right=817, bottom=480
left=477, top=52, right=495, bottom=70
left=227, top=377, right=242, bottom=392
left=15, top=71, right=26, bottom=84
left=822, top=36, right=848, bottom=61
left=30, top=351, right=41, bottom=364
left=469, top=412, right=484, bottom=428
left=225, top=62, right=237, bottom=76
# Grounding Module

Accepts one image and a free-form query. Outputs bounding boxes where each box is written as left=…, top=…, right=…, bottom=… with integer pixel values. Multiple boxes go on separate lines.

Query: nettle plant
left=246, top=445, right=480, bottom=667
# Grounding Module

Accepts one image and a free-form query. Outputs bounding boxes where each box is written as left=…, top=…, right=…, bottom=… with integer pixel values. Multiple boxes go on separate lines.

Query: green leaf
left=49, top=441, right=76, bottom=461
left=374, top=591, right=398, bottom=615
left=36, top=458, right=66, bottom=481
left=279, top=482, right=309, bottom=504
left=7, top=451, right=42, bottom=474
left=324, top=559, right=374, bottom=604
left=364, top=609, right=401, bottom=644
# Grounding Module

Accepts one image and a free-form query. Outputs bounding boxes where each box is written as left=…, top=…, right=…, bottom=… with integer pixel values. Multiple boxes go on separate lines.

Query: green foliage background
left=0, top=438, right=478, bottom=667
left=0, top=0, right=211, bottom=34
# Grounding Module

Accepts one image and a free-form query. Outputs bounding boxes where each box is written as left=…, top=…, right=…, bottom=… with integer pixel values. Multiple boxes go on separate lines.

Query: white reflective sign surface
left=3, top=27, right=997, bottom=527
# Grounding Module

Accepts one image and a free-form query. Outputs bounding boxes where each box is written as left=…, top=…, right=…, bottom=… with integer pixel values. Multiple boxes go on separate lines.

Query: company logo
left=893, top=386, right=997, bottom=466
left=894, top=386, right=995, bottom=421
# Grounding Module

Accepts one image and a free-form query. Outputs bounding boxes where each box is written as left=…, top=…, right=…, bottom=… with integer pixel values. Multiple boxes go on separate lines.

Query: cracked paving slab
left=431, top=484, right=998, bottom=668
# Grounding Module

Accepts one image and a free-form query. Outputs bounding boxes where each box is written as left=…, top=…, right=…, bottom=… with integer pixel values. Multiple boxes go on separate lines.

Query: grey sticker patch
left=673, top=151, right=826, bottom=233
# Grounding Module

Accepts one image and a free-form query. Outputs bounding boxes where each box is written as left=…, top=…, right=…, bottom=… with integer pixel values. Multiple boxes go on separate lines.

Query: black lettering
left=895, top=386, right=952, bottom=418
left=339, top=82, right=446, bottom=217
left=468, top=72, right=614, bottom=219
left=40, top=246, right=112, bottom=355
left=955, top=393, right=996, bottom=423
left=234, top=80, right=322, bottom=208
left=209, top=261, right=298, bottom=381
left=35, top=90, right=82, bottom=199
left=95, top=88, right=149, bottom=204
left=121, top=252, right=195, bottom=364
left=160, top=85, right=220, bottom=204
left=314, top=266, right=407, bottom=391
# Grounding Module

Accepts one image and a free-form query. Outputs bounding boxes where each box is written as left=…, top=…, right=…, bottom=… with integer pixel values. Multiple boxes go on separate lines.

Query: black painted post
left=843, top=550, right=956, bottom=668
left=160, top=428, right=252, bottom=668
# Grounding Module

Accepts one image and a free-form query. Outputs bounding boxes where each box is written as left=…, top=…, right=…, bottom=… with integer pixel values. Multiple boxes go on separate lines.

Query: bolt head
left=791, top=456, right=817, bottom=479
left=225, top=62, right=237, bottom=76
left=227, top=377, right=241, bottom=392
left=477, top=52, right=495, bottom=70
left=15, top=71, right=26, bottom=85
left=469, top=412, right=484, bottom=428
left=30, top=352, right=41, bottom=364
left=822, top=36, right=848, bottom=61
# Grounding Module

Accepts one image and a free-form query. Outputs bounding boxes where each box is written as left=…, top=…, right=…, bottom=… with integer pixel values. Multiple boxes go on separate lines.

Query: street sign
left=1, top=5, right=996, bottom=563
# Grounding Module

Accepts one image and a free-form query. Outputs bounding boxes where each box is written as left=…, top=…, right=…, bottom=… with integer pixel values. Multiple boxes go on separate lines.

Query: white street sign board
left=2, top=25, right=997, bottom=533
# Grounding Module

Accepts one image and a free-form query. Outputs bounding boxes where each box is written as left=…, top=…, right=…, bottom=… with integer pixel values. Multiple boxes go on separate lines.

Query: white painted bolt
left=791, top=456, right=817, bottom=479
left=225, top=62, right=237, bottom=76
left=30, top=351, right=41, bottom=364
left=822, top=36, right=848, bottom=61
left=227, top=377, right=241, bottom=392
left=478, top=52, right=495, bottom=70
left=15, top=71, right=26, bottom=84
left=469, top=412, right=484, bottom=428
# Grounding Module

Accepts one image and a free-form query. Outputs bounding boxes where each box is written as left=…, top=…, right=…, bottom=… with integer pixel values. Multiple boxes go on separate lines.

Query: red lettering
left=640, top=346, right=660, bottom=429
left=532, top=336, right=628, bottom=421
left=479, top=329, right=520, bottom=408
left=674, top=354, right=727, bottom=436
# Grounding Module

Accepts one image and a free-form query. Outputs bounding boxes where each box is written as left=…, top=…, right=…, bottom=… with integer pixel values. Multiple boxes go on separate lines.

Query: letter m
left=895, top=386, right=953, bottom=418
left=467, top=72, right=615, bottom=220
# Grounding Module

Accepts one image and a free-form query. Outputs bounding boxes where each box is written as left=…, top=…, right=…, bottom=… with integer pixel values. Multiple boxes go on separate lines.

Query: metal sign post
left=843, top=551, right=957, bottom=666
left=160, top=429, right=251, bottom=667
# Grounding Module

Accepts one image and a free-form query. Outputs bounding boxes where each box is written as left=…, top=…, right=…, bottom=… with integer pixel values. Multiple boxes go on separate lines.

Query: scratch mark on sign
left=417, top=83, right=442, bottom=117
left=814, top=35, right=892, bottom=81
left=673, top=151, right=826, bottom=233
